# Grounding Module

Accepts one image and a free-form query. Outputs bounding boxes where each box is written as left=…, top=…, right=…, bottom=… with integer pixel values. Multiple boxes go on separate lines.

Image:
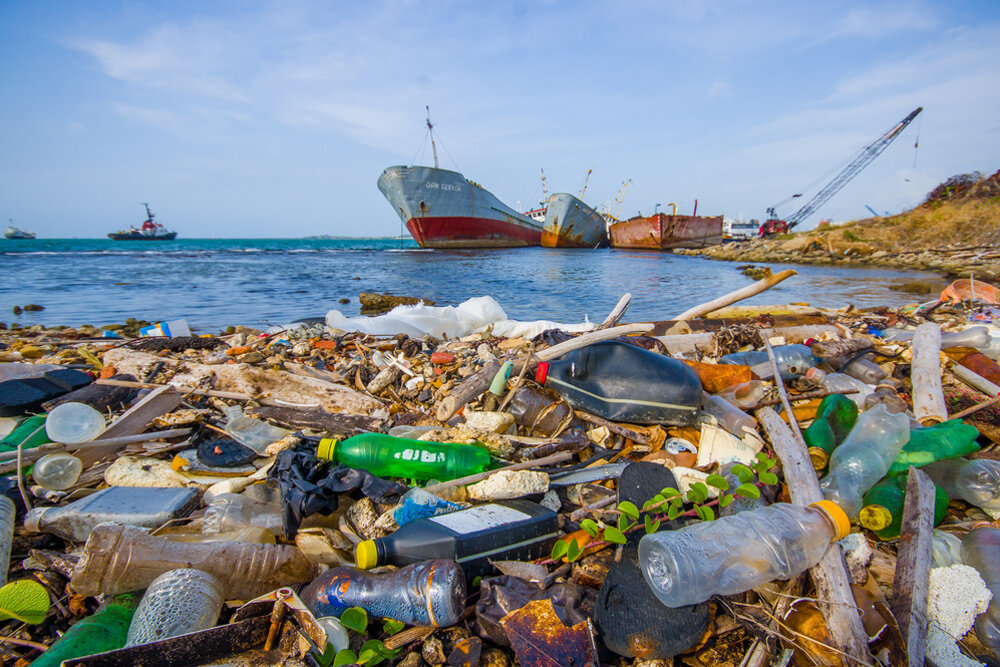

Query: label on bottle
left=428, top=504, right=531, bottom=534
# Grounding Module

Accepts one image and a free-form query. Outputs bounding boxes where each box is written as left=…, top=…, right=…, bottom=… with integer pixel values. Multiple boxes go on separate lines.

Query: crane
left=579, top=168, right=593, bottom=198
left=760, top=107, right=922, bottom=237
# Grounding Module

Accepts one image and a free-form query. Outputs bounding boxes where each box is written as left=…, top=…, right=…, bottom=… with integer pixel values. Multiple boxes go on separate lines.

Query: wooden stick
left=671, top=269, right=798, bottom=321
left=890, top=467, right=935, bottom=667
left=597, top=293, right=632, bottom=329
left=435, top=359, right=502, bottom=422
left=911, top=323, right=947, bottom=426
left=0, top=428, right=193, bottom=462
left=951, top=393, right=1000, bottom=419
left=423, top=451, right=572, bottom=493
left=763, top=338, right=805, bottom=444
left=534, top=323, right=653, bottom=362
left=755, top=407, right=872, bottom=665
left=96, top=378, right=252, bottom=401
left=573, top=410, right=651, bottom=446
left=753, top=388, right=858, bottom=408
left=809, top=338, right=872, bottom=359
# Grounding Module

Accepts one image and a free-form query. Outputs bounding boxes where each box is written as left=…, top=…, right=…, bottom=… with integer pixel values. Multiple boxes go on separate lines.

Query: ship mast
left=426, top=106, right=439, bottom=169
left=540, top=168, right=548, bottom=202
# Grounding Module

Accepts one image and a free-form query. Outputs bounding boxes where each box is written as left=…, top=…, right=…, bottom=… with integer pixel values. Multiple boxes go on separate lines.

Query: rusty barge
left=608, top=203, right=723, bottom=250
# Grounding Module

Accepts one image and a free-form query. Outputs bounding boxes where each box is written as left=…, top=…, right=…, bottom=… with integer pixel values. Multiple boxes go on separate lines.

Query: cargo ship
left=608, top=203, right=723, bottom=250
left=541, top=193, right=608, bottom=248
left=107, top=203, right=177, bottom=241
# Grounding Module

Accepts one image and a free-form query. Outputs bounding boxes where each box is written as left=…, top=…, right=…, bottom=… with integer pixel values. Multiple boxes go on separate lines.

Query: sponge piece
left=925, top=564, right=992, bottom=666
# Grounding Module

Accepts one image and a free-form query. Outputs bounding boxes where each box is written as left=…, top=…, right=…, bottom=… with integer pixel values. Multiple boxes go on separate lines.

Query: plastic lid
left=810, top=500, right=851, bottom=541
left=804, top=367, right=824, bottom=382
left=807, top=447, right=829, bottom=471
left=858, top=504, right=893, bottom=532
left=356, top=540, right=378, bottom=570
left=534, top=362, right=549, bottom=385
left=317, top=438, right=338, bottom=461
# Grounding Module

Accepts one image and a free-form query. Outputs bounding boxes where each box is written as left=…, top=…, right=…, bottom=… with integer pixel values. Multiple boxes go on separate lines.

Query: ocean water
left=2, top=237, right=941, bottom=333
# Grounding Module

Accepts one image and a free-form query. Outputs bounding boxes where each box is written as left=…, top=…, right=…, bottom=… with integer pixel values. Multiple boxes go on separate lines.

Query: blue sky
left=2, top=1, right=998, bottom=238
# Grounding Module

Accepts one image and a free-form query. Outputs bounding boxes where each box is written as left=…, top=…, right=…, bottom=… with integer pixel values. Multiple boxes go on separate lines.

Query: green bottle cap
left=317, top=438, right=338, bottom=461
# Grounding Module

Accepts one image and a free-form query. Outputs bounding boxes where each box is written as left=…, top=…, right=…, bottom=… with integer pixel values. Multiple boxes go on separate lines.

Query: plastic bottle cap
left=534, top=362, right=549, bottom=385
left=804, top=367, right=823, bottom=382
left=807, top=447, right=829, bottom=471
left=810, top=500, right=851, bottom=541
left=317, top=438, right=338, bottom=461
left=858, top=504, right=894, bottom=532
left=356, top=540, right=378, bottom=570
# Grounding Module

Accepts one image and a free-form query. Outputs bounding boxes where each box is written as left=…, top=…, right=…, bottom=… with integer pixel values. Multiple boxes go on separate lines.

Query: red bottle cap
left=534, top=362, right=549, bottom=385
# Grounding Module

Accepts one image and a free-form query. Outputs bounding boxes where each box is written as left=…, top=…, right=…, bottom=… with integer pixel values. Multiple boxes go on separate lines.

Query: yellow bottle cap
left=317, top=438, right=338, bottom=461
left=858, top=504, right=894, bottom=532
left=807, top=447, right=829, bottom=471
left=356, top=540, right=378, bottom=570
left=810, top=500, right=851, bottom=541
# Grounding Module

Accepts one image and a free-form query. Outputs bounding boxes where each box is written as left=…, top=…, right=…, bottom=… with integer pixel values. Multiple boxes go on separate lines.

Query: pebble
left=467, top=471, right=549, bottom=501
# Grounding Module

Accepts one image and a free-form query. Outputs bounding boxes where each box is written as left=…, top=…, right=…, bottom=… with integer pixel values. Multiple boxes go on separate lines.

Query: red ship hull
left=406, top=216, right=542, bottom=249
left=608, top=213, right=723, bottom=250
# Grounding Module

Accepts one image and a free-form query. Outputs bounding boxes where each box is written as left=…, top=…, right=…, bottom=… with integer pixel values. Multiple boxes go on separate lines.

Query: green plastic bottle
left=859, top=475, right=949, bottom=540
left=884, top=419, right=980, bottom=478
left=803, top=394, right=858, bottom=471
left=30, top=593, right=139, bottom=667
left=317, top=433, right=491, bottom=481
left=0, top=415, right=52, bottom=453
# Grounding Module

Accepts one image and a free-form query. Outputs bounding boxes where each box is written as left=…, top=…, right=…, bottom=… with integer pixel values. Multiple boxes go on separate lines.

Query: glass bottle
left=29, top=593, right=140, bottom=667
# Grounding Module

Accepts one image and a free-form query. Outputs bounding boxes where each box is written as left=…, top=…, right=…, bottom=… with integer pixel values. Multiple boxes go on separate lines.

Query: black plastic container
left=0, top=369, right=93, bottom=417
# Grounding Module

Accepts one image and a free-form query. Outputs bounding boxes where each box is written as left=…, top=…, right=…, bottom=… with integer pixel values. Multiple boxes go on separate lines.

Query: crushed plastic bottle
left=921, top=458, right=1000, bottom=510
left=31, top=452, right=83, bottom=490
left=302, top=559, right=466, bottom=627
left=317, top=433, right=491, bottom=482
left=859, top=475, right=949, bottom=540
left=819, top=404, right=911, bottom=517
left=124, top=569, right=225, bottom=646
left=201, top=492, right=283, bottom=536
left=720, top=344, right=819, bottom=380
left=701, top=393, right=756, bottom=436
left=804, top=368, right=873, bottom=408
left=223, top=405, right=292, bottom=455
left=961, top=527, right=1000, bottom=652
left=931, top=529, right=964, bottom=569
left=882, top=325, right=991, bottom=348
left=638, top=501, right=850, bottom=607
left=714, top=380, right=770, bottom=410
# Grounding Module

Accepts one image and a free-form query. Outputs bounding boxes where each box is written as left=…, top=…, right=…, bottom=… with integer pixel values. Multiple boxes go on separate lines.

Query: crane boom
left=768, top=107, right=922, bottom=232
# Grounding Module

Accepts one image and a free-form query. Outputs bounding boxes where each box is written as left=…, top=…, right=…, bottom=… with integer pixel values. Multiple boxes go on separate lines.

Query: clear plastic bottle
left=960, top=527, right=1000, bottom=652
left=827, top=355, right=890, bottom=385
left=883, top=326, right=991, bottom=348
left=0, top=496, right=14, bottom=587
left=44, top=402, right=106, bottom=444
left=301, top=560, right=466, bottom=627
left=931, top=530, right=964, bottom=569
left=124, top=568, right=225, bottom=646
left=804, top=368, right=873, bottom=408
left=638, top=501, right=850, bottom=608
left=714, top=380, right=770, bottom=410
left=223, top=405, right=292, bottom=455
left=71, top=522, right=319, bottom=599
left=31, top=452, right=83, bottom=490
left=819, top=404, right=911, bottom=517
left=720, top=344, right=819, bottom=379
left=921, top=458, right=1000, bottom=510
left=202, top=493, right=283, bottom=535
left=701, top=393, right=756, bottom=436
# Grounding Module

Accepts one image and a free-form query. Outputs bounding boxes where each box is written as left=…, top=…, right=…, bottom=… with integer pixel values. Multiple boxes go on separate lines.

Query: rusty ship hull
left=608, top=212, right=723, bottom=250
left=541, top=193, right=608, bottom=248
left=378, top=165, right=542, bottom=248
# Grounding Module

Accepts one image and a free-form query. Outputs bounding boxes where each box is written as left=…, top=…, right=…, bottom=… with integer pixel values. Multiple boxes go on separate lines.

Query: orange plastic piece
left=682, top=360, right=753, bottom=393
left=940, top=278, right=1000, bottom=306
left=226, top=346, right=252, bottom=356
left=98, top=365, right=117, bottom=379
left=430, top=351, right=455, bottom=365
left=313, top=340, right=338, bottom=350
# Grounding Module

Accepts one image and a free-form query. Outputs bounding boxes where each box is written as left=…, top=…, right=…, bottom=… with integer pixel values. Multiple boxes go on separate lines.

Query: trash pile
left=0, top=278, right=999, bottom=667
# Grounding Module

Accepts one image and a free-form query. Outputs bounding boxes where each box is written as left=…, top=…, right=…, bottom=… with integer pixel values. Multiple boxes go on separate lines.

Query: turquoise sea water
left=2, top=237, right=940, bottom=332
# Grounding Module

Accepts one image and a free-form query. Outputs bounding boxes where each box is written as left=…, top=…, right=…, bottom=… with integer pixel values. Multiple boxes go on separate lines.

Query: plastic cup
left=44, top=402, right=106, bottom=444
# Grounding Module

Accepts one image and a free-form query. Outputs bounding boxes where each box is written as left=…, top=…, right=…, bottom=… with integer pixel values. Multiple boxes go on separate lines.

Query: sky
left=1, top=1, right=999, bottom=238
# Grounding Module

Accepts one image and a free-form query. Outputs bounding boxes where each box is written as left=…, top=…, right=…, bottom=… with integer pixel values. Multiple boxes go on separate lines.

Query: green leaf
left=550, top=540, right=569, bottom=561
left=719, top=494, right=735, bottom=507
left=617, top=501, right=640, bottom=520
left=667, top=504, right=679, bottom=520
left=580, top=519, right=600, bottom=537
left=661, top=487, right=680, bottom=498
left=567, top=539, right=582, bottom=562
left=694, top=505, right=715, bottom=521
left=670, top=495, right=684, bottom=508
left=644, top=514, right=660, bottom=534
left=756, top=451, right=769, bottom=463
left=759, top=471, right=779, bottom=485
left=642, top=497, right=662, bottom=512
left=339, top=607, right=369, bottom=634
left=730, top=464, right=754, bottom=484
left=705, top=474, right=729, bottom=491
left=736, top=483, right=761, bottom=500
left=472, top=576, right=482, bottom=588
left=359, top=648, right=379, bottom=666
left=603, top=526, right=627, bottom=544
left=686, top=483, right=707, bottom=504
left=0, top=580, right=50, bottom=625
left=617, top=513, right=630, bottom=533
left=333, top=649, right=358, bottom=667
left=382, top=619, right=405, bottom=635
left=312, top=643, right=338, bottom=667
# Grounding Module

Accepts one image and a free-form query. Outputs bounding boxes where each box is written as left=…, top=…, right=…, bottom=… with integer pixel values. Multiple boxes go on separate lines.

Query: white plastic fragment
left=466, top=470, right=549, bottom=501
left=925, top=564, right=991, bottom=667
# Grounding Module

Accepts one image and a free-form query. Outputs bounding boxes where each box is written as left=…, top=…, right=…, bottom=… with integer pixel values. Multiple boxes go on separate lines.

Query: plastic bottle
left=883, top=326, right=991, bottom=348
left=884, top=419, right=981, bottom=478
left=804, top=368, right=873, bottom=408
left=29, top=593, right=140, bottom=667
left=535, top=340, right=702, bottom=425
left=25, top=486, right=200, bottom=542
left=355, top=500, right=558, bottom=580
left=720, top=344, right=819, bottom=379
left=0, top=414, right=52, bottom=452
left=803, top=394, right=858, bottom=471
left=858, top=475, right=949, bottom=540
left=164, top=526, right=276, bottom=544
left=931, top=530, right=964, bottom=568
left=961, top=527, right=1000, bottom=652
left=0, top=368, right=92, bottom=417
left=819, top=405, right=911, bottom=517
left=0, top=496, right=14, bottom=587
left=44, top=402, right=106, bottom=444
left=31, top=452, right=83, bottom=490
left=124, top=569, right=225, bottom=647
left=202, top=493, right=283, bottom=535
left=715, top=380, right=770, bottom=410
left=701, top=393, right=756, bottom=436
left=70, top=522, right=319, bottom=599
left=505, top=386, right=576, bottom=436
left=863, top=384, right=910, bottom=414
left=921, top=458, right=1000, bottom=510
left=638, top=501, right=850, bottom=608
left=827, top=355, right=891, bottom=385
left=317, top=433, right=491, bottom=482
left=301, top=559, right=466, bottom=627
left=223, top=405, right=292, bottom=455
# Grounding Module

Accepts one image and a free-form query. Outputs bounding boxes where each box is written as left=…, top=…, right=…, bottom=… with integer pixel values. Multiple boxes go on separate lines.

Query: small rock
left=477, top=344, right=497, bottom=362
left=431, top=351, right=455, bottom=365
left=12, top=306, right=22, bottom=315
left=838, top=533, right=873, bottom=585
left=291, top=342, right=311, bottom=356
left=239, top=351, right=265, bottom=364
left=462, top=411, right=515, bottom=434
left=496, top=338, right=528, bottom=351
left=539, top=489, right=561, bottom=512
left=17, top=345, right=46, bottom=359
left=467, top=470, right=549, bottom=501
left=479, top=648, right=510, bottom=667
left=398, top=652, right=424, bottom=667
left=346, top=498, right=383, bottom=539
left=446, top=637, right=482, bottom=667
left=23, top=304, right=44, bottom=312
left=338, top=298, right=350, bottom=304
left=422, top=635, right=447, bottom=666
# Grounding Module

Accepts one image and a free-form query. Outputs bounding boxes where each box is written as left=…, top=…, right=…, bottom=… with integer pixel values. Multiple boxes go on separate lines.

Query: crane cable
left=912, top=115, right=922, bottom=168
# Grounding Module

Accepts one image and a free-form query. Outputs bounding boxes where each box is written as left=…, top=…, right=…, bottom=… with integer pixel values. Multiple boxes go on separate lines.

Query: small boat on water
left=608, top=203, right=723, bottom=250
left=108, top=203, right=177, bottom=241
left=541, top=193, right=608, bottom=248
left=4, top=221, right=36, bottom=239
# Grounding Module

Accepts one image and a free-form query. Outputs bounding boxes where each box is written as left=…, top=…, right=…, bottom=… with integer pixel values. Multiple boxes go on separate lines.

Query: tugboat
left=108, top=203, right=177, bottom=241
left=4, top=220, right=36, bottom=239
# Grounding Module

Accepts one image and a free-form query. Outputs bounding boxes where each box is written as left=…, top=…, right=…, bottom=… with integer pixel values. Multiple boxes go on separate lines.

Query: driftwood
left=810, top=338, right=873, bottom=359
left=97, top=378, right=253, bottom=401
left=245, top=405, right=383, bottom=436
left=597, top=293, right=632, bottom=330
left=671, top=269, right=798, bottom=321
left=435, top=359, right=502, bottom=422
left=41, top=374, right=140, bottom=412
left=911, top=323, right=947, bottom=425
left=755, top=407, right=873, bottom=665
left=890, top=467, right=936, bottom=667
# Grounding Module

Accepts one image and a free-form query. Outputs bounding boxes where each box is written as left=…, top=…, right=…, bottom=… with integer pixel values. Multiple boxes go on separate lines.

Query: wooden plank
left=890, top=466, right=936, bottom=667
left=911, top=323, right=947, bottom=426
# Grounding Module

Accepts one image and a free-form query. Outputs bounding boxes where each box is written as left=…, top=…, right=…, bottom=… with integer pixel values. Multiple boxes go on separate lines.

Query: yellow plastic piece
left=317, top=438, right=337, bottom=461
left=810, top=500, right=851, bottom=541
left=858, top=504, right=894, bottom=532
left=807, top=447, right=829, bottom=471
left=356, top=540, right=378, bottom=570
